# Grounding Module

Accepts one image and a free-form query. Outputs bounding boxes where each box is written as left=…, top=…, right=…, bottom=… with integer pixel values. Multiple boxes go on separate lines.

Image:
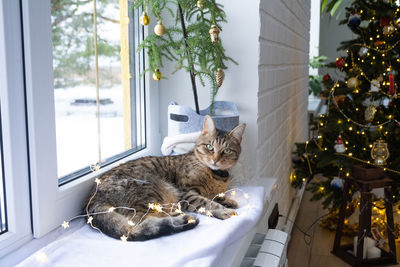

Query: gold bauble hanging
left=154, top=21, right=166, bottom=36
left=364, top=103, right=377, bottom=122
left=209, top=25, right=220, bottom=43
left=347, top=77, right=360, bottom=88
left=152, top=69, right=162, bottom=81
left=197, top=0, right=205, bottom=9
left=383, top=24, right=396, bottom=35
left=140, top=12, right=150, bottom=26
left=216, top=68, right=225, bottom=87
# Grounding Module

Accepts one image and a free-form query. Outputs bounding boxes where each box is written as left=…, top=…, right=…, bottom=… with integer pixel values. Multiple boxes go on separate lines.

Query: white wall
left=258, top=0, right=310, bottom=215
left=157, top=0, right=310, bottom=215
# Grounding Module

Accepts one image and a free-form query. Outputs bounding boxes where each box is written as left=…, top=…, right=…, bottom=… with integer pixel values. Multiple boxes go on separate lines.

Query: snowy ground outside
left=54, top=85, right=128, bottom=178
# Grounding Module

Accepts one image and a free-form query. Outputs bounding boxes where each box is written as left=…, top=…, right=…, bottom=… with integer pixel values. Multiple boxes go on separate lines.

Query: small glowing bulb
left=61, top=221, right=70, bottom=229
left=346, top=172, right=350, bottom=177
left=87, top=216, right=93, bottom=224
left=217, top=193, right=225, bottom=198
left=148, top=203, right=154, bottom=209
left=128, top=220, right=135, bottom=226
left=198, top=207, right=206, bottom=213
left=349, top=153, right=353, bottom=156
left=154, top=204, right=162, bottom=212
left=244, top=193, right=249, bottom=199
left=324, top=147, right=328, bottom=151
left=231, top=191, right=236, bottom=196
left=349, top=126, right=353, bottom=131
left=120, top=235, right=128, bottom=242
left=319, top=186, right=325, bottom=191
left=338, top=119, right=343, bottom=124
left=108, top=207, right=116, bottom=212
left=369, top=144, right=373, bottom=148
left=230, top=212, right=238, bottom=218
left=320, top=122, right=324, bottom=126
left=188, top=217, right=196, bottom=224
left=302, top=178, right=306, bottom=182
left=206, top=211, right=213, bottom=217
left=95, top=178, right=101, bottom=185
left=345, top=141, right=349, bottom=145
left=36, top=252, right=49, bottom=263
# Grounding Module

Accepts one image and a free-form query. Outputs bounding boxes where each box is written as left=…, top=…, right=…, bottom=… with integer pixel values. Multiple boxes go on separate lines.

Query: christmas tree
left=292, top=0, right=400, bottom=235
left=133, top=0, right=237, bottom=114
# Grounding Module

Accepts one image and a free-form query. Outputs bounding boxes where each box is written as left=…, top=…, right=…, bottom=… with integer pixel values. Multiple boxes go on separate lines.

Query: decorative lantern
left=371, top=139, right=390, bottom=166
left=209, top=25, right=220, bottom=43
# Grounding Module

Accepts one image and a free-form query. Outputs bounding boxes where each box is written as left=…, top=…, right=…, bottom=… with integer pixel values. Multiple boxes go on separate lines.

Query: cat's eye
left=224, top=148, right=231, bottom=154
left=206, top=144, right=214, bottom=151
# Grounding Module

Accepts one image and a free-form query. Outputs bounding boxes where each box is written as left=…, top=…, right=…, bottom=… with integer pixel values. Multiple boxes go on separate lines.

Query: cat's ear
left=229, top=123, right=246, bottom=142
left=202, top=115, right=216, bottom=135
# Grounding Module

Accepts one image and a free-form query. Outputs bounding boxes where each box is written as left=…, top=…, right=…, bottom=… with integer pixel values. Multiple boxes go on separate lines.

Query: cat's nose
left=212, top=156, right=220, bottom=164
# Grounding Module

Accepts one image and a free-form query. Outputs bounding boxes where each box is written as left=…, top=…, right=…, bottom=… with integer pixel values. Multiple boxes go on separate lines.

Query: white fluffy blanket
left=17, top=186, right=265, bottom=267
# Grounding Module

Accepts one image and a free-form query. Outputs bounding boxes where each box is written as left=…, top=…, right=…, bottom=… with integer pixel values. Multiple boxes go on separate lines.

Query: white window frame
left=0, top=0, right=32, bottom=257
left=22, top=0, right=160, bottom=238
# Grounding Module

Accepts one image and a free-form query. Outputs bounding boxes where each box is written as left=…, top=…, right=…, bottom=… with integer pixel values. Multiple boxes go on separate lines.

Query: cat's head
left=195, top=115, right=246, bottom=170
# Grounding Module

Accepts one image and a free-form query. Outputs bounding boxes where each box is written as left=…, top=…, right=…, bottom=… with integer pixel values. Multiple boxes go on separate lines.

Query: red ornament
left=375, top=41, right=386, bottom=46
left=389, top=73, right=395, bottom=94
left=336, top=57, right=345, bottom=70
left=323, top=74, right=331, bottom=81
left=334, top=135, right=346, bottom=153
left=380, top=17, right=391, bottom=27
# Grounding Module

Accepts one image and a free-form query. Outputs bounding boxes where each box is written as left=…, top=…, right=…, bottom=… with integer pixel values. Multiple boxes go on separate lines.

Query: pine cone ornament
left=216, top=68, right=225, bottom=87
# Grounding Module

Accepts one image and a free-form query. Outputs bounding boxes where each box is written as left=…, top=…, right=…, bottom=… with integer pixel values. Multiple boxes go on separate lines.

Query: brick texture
left=258, top=0, right=310, bottom=216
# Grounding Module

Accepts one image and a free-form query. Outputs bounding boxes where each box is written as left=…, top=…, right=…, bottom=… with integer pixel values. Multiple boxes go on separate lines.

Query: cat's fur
left=85, top=115, right=246, bottom=241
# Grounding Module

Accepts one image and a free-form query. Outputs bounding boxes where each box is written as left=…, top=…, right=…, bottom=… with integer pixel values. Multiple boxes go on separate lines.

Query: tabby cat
left=86, top=115, right=246, bottom=241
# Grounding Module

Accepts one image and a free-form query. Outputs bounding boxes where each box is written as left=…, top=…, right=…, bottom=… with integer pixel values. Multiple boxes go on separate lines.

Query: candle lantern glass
left=371, top=139, right=389, bottom=166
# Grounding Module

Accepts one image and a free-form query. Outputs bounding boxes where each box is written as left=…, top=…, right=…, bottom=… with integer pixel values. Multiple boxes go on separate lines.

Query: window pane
left=0, top=130, right=7, bottom=235
left=51, top=0, right=145, bottom=182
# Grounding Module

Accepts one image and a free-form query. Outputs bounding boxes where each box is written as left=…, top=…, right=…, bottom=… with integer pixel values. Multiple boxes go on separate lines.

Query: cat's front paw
left=212, top=208, right=238, bottom=220
left=217, top=198, right=238, bottom=209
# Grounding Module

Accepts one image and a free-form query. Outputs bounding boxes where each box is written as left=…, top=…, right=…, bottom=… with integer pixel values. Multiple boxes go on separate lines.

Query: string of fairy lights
left=60, top=176, right=251, bottom=243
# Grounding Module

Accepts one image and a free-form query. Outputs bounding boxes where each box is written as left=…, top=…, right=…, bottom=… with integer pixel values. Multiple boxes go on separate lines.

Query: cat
left=85, top=115, right=246, bottom=241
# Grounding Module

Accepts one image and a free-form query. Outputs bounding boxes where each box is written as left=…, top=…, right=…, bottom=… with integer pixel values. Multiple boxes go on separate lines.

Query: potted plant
left=133, top=0, right=239, bottom=135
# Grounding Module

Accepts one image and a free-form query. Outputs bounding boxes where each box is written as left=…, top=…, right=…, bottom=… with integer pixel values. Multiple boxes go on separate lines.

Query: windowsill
left=3, top=186, right=266, bottom=267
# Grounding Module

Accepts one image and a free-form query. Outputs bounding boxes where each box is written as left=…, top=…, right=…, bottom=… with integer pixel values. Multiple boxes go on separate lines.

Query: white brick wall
left=258, top=0, right=310, bottom=216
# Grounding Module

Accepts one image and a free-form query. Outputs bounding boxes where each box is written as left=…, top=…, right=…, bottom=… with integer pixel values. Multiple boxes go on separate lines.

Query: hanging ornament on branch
left=209, top=25, right=220, bottom=43
left=348, top=14, right=361, bottom=28
left=331, top=177, right=344, bottom=189
left=334, top=135, right=346, bottom=153
left=140, top=11, right=150, bottom=26
left=197, top=0, right=205, bottom=9
left=347, top=77, right=360, bottom=88
left=388, top=72, right=395, bottom=95
left=336, top=57, right=345, bottom=70
left=154, top=20, right=166, bottom=36
left=358, top=46, right=369, bottom=57
left=380, top=17, right=391, bottom=27
left=371, top=139, right=390, bottom=166
left=365, top=103, right=377, bottom=122
left=216, top=68, right=225, bottom=87
left=323, top=73, right=331, bottom=82
left=370, top=79, right=380, bottom=92
left=383, top=24, right=396, bottom=35
left=152, top=68, right=162, bottom=81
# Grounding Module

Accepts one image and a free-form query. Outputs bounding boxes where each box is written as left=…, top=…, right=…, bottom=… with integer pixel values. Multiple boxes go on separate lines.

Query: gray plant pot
left=168, top=101, right=239, bottom=136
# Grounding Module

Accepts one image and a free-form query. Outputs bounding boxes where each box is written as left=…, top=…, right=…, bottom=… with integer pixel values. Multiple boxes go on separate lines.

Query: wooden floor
left=287, top=190, right=400, bottom=267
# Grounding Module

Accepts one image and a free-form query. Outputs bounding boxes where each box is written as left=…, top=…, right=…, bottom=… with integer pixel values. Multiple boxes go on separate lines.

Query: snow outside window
left=51, top=0, right=146, bottom=184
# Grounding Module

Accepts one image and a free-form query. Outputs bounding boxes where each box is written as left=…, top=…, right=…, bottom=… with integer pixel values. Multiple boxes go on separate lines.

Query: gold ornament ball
left=216, top=68, right=225, bottom=87
left=140, top=12, right=150, bottom=26
left=383, top=24, right=396, bottom=35
left=154, top=21, right=166, bottom=36
left=364, top=104, right=377, bottom=122
left=152, top=69, right=162, bottom=81
left=209, top=25, right=220, bottom=43
left=197, top=0, right=205, bottom=9
left=347, top=77, right=360, bottom=88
